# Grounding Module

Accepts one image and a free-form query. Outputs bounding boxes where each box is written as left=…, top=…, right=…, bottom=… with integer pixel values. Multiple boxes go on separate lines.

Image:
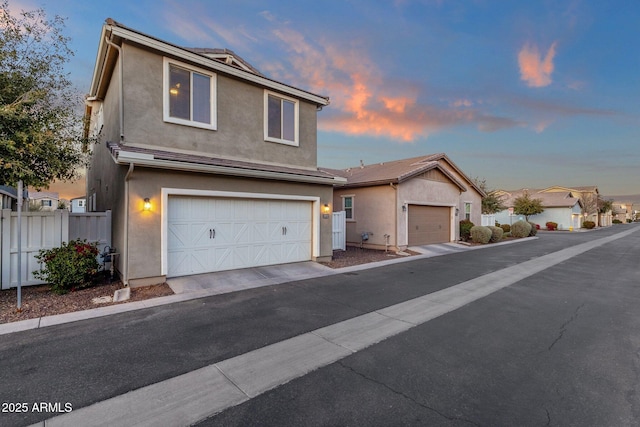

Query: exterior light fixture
left=402, top=205, right=407, bottom=212
left=143, top=198, right=151, bottom=211
left=322, top=203, right=331, bottom=214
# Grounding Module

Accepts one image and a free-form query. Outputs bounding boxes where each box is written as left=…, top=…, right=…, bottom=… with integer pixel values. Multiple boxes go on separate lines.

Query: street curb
left=0, top=236, right=537, bottom=336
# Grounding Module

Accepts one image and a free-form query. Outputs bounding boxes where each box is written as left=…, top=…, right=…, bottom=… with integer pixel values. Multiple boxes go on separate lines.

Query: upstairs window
left=163, top=58, right=216, bottom=130
left=265, top=90, right=299, bottom=146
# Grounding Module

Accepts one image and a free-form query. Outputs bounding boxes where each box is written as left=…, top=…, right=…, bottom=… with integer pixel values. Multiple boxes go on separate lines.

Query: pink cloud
left=518, top=42, right=557, bottom=87
left=266, top=27, right=511, bottom=142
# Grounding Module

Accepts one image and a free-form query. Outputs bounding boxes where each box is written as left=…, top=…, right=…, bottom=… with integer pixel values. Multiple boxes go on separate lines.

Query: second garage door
left=167, top=196, right=312, bottom=277
left=407, top=205, right=451, bottom=245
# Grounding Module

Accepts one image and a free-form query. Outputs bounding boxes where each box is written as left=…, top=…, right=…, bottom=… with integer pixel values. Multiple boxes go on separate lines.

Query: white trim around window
left=264, top=90, right=299, bottom=146
left=163, top=57, right=217, bottom=130
left=464, top=202, right=472, bottom=221
left=341, top=194, right=355, bottom=221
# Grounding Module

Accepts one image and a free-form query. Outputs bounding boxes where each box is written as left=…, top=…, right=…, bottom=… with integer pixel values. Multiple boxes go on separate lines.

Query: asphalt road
left=1, top=224, right=639, bottom=426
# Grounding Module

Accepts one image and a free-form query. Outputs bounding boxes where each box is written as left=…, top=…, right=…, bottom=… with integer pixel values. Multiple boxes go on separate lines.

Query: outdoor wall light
left=143, top=198, right=151, bottom=211
left=402, top=205, right=407, bottom=212
left=322, top=203, right=331, bottom=214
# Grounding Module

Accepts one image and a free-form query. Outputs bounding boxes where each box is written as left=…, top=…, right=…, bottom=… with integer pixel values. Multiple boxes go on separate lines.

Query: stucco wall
left=120, top=43, right=318, bottom=169
left=332, top=185, right=397, bottom=249
left=398, top=178, right=461, bottom=246
left=126, top=169, right=334, bottom=284
left=495, top=205, right=582, bottom=230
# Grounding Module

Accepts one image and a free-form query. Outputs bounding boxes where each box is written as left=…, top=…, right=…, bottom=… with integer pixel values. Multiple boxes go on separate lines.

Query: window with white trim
left=77, top=200, right=86, bottom=208
left=41, top=200, right=52, bottom=207
left=464, top=202, right=471, bottom=220
left=163, top=58, right=216, bottom=130
left=264, top=90, right=299, bottom=146
left=342, top=196, right=354, bottom=220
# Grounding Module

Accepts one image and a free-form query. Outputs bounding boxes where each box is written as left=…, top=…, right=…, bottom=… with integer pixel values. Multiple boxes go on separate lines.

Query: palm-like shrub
left=511, top=220, right=532, bottom=238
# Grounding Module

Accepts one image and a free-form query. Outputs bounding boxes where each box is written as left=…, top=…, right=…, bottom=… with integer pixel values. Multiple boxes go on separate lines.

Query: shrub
left=511, top=220, right=532, bottom=238
left=528, top=222, right=538, bottom=236
left=470, top=226, right=492, bottom=244
left=504, top=231, right=512, bottom=237
left=487, top=226, right=504, bottom=243
left=583, top=220, right=595, bottom=229
left=627, top=219, right=632, bottom=223
left=34, top=239, right=100, bottom=294
left=612, top=219, right=622, bottom=224
left=459, top=219, right=475, bottom=242
left=500, top=224, right=511, bottom=233
left=545, top=221, right=558, bottom=231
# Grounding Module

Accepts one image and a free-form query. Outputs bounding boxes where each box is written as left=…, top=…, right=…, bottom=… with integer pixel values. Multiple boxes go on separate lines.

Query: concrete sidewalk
left=27, top=227, right=640, bottom=427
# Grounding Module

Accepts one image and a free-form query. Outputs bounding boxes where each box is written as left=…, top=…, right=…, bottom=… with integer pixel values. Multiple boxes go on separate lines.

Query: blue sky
left=8, top=0, right=640, bottom=196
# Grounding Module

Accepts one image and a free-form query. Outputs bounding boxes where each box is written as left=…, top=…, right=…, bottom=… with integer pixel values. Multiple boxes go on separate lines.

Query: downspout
left=123, top=163, right=134, bottom=286
left=390, top=182, right=398, bottom=251
left=103, top=35, right=124, bottom=141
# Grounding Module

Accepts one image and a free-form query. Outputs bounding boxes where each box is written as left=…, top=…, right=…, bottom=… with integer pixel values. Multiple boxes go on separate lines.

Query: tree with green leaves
left=0, top=1, right=87, bottom=189
left=473, top=177, right=507, bottom=214
left=513, top=191, right=544, bottom=221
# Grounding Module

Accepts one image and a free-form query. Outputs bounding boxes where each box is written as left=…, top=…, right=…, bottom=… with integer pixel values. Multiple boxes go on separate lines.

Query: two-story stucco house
left=85, top=19, right=344, bottom=286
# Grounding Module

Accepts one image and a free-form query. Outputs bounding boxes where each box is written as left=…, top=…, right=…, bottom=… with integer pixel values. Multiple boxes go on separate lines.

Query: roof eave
left=113, top=151, right=343, bottom=186
left=92, top=21, right=329, bottom=106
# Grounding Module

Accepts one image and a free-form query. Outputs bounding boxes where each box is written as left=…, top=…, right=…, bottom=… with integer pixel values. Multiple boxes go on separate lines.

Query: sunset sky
left=7, top=0, right=639, bottom=198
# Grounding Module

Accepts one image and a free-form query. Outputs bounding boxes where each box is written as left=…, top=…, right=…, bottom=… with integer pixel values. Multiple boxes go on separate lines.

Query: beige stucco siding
left=332, top=185, right=397, bottom=249
left=398, top=178, right=460, bottom=246
left=120, top=43, right=317, bottom=169
left=126, top=168, right=333, bottom=284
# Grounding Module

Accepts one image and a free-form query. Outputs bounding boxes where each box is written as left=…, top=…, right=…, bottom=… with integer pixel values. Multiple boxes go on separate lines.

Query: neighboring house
left=0, top=185, right=19, bottom=210
left=322, top=154, right=485, bottom=251
left=611, top=201, right=636, bottom=222
left=494, top=189, right=583, bottom=230
left=70, top=197, right=87, bottom=213
left=537, top=185, right=606, bottom=226
left=84, top=19, right=344, bottom=286
left=28, top=191, right=60, bottom=211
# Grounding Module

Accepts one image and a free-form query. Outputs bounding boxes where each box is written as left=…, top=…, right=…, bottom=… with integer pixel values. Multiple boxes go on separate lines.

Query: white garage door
left=168, top=196, right=312, bottom=277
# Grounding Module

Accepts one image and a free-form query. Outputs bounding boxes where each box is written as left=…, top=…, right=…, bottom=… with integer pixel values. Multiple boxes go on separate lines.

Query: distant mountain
left=604, top=194, right=640, bottom=203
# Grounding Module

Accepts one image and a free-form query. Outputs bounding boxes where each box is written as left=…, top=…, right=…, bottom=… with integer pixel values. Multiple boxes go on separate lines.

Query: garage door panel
left=408, top=205, right=451, bottom=245
left=167, top=196, right=312, bottom=277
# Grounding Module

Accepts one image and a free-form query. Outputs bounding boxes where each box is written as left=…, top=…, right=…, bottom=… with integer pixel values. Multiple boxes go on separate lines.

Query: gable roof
left=539, top=185, right=599, bottom=195
left=28, top=191, right=59, bottom=201
left=497, top=189, right=582, bottom=208
left=89, top=19, right=329, bottom=106
left=321, top=153, right=485, bottom=196
left=185, top=48, right=264, bottom=76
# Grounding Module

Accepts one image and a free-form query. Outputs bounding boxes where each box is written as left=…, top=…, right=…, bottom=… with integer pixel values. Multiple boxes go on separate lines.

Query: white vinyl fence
left=332, top=211, right=346, bottom=251
left=481, top=214, right=496, bottom=227
left=0, top=209, right=111, bottom=290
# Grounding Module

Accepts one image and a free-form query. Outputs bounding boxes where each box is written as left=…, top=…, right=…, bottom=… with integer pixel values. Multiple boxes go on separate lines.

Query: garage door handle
left=282, top=226, right=287, bottom=235
left=210, top=229, right=215, bottom=239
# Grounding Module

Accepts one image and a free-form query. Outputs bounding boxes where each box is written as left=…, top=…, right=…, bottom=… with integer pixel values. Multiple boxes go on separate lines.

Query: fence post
left=1, top=209, right=10, bottom=290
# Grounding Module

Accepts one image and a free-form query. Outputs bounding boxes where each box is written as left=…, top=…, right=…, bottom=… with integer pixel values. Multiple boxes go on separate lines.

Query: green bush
left=612, top=219, right=622, bottom=224
left=487, top=226, right=504, bottom=243
left=460, top=219, right=475, bottom=242
left=504, top=231, right=512, bottom=237
left=583, top=220, right=595, bottom=229
left=500, top=224, right=511, bottom=233
left=34, top=239, right=100, bottom=294
left=511, top=220, right=532, bottom=238
left=545, top=221, right=558, bottom=231
left=470, top=226, right=492, bottom=244
left=528, top=222, right=538, bottom=236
